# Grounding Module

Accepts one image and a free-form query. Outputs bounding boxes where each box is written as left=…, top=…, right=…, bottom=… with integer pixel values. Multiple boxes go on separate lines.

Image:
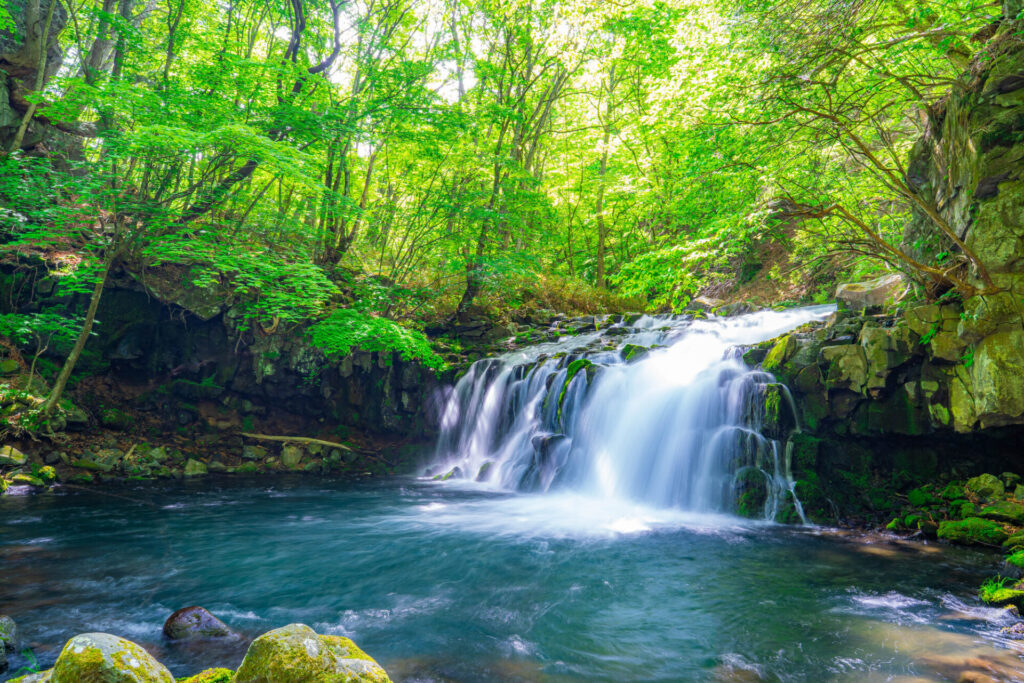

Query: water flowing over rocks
left=430, top=306, right=835, bottom=521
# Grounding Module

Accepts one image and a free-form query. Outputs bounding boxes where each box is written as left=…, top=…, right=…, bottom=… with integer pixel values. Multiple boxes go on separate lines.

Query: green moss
left=233, top=623, right=391, bottom=683
left=907, top=486, right=941, bottom=507
left=176, top=668, right=234, bottom=682
left=937, top=517, right=1009, bottom=546
left=234, top=462, right=262, bottom=474
left=556, top=359, right=594, bottom=421
left=950, top=499, right=976, bottom=520
left=979, top=500, right=1024, bottom=524
left=620, top=344, right=649, bottom=363
left=980, top=576, right=1024, bottom=608
left=762, top=334, right=797, bottom=373
left=1006, top=551, right=1024, bottom=569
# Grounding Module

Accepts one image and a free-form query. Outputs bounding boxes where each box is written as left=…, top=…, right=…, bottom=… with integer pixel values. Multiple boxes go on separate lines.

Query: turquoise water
left=1, top=477, right=1020, bottom=682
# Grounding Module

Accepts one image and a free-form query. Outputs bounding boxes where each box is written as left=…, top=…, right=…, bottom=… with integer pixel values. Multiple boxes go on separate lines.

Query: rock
left=281, top=445, right=303, bottom=469
left=233, top=623, right=390, bottom=683
left=43, top=632, right=174, bottom=682
left=163, top=606, right=236, bottom=640
left=476, top=462, right=493, bottom=481
left=0, top=615, right=17, bottom=651
left=11, top=473, right=45, bottom=487
left=820, top=344, right=868, bottom=394
left=0, top=359, right=19, bottom=375
left=183, top=459, right=208, bottom=477
left=966, top=473, right=1005, bottom=501
left=835, top=274, right=904, bottom=310
left=937, top=517, right=1009, bottom=546
left=74, top=448, right=124, bottom=473
left=433, top=466, right=462, bottom=481
left=175, top=669, right=234, bottom=683
left=241, top=445, right=267, bottom=461
left=979, top=500, right=1024, bottom=524
left=1004, top=472, right=1022, bottom=489
left=0, top=445, right=27, bottom=467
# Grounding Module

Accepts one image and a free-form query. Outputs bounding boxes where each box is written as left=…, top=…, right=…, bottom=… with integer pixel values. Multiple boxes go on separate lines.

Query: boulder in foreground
left=233, top=623, right=391, bottom=683
left=11, top=632, right=173, bottom=682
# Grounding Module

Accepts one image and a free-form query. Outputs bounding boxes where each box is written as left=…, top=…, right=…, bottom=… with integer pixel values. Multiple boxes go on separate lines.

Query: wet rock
left=433, top=466, right=462, bottom=481
left=0, top=615, right=17, bottom=651
left=476, top=462, right=493, bottom=481
left=0, top=445, right=27, bottom=467
left=30, top=632, right=174, bottom=682
left=966, top=473, right=1005, bottom=501
left=937, top=517, right=1008, bottom=546
left=163, top=606, right=236, bottom=640
left=0, top=359, right=19, bottom=375
left=233, top=623, right=391, bottom=683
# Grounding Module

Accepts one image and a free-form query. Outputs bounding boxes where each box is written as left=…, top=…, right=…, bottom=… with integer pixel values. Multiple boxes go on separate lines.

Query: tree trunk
left=8, top=0, right=58, bottom=154
left=594, top=64, right=615, bottom=289
left=41, top=256, right=112, bottom=415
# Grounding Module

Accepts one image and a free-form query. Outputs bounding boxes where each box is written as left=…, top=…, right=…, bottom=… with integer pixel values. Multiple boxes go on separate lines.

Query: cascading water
left=430, top=305, right=835, bottom=521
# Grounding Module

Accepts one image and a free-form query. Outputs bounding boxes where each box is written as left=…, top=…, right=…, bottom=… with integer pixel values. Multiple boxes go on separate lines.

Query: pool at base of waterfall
left=2, top=478, right=1021, bottom=682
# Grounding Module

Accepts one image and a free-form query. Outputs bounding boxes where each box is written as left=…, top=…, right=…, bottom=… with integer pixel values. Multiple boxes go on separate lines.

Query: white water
left=430, top=305, right=835, bottom=521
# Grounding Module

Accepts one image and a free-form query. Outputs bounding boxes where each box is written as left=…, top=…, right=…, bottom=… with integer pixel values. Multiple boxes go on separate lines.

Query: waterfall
left=429, top=306, right=834, bottom=521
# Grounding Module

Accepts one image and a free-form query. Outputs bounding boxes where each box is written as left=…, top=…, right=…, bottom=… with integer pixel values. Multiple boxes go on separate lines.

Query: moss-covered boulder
left=183, top=459, right=207, bottom=477
left=0, top=445, right=27, bottom=467
left=937, top=517, right=1009, bottom=546
left=966, top=473, right=1005, bottom=501
left=233, top=623, right=391, bottom=683
left=979, top=500, right=1024, bottom=525
left=27, top=632, right=174, bottom=682
left=163, top=606, right=236, bottom=640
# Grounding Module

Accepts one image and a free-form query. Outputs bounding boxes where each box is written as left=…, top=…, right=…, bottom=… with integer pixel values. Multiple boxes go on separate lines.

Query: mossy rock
left=29, top=632, right=175, bottom=682
left=907, top=486, right=941, bottom=507
left=175, top=669, right=234, bottom=683
left=950, top=499, right=976, bottom=520
left=233, top=623, right=391, bottom=683
left=0, top=615, right=17, bottom=651
left=966, top=473, right=1005, bottom=501
left=183, top=459, right=208, bottom=477
left=11, top=473, right=45, bottom=487
left=981, top=579, right=1024, bottom=609
left=1006, top=551, right=1024, bottom=570
left=0, top=445, right=27, bottom=467
left=100, top=408, right=135, bottom=431
left=979, top=500, right=1024, bottom=524
left=620, top=344, right=649, bottom=363
left=937, top=517, right=1009, bottom=546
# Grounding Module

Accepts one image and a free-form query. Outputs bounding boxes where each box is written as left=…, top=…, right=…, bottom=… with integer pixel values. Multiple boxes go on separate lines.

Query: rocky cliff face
left=6, top=264, right=444, bottom=447
left=751, top=30, right=1024, bottom=522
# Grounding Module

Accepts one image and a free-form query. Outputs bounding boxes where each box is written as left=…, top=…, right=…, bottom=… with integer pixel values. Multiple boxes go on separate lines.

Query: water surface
left=1, top=478, right=1021, bottom=681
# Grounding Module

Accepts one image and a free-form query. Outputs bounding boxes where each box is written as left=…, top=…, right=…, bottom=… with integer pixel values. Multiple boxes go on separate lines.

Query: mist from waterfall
left=430, top=305, right=835, bottom=520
